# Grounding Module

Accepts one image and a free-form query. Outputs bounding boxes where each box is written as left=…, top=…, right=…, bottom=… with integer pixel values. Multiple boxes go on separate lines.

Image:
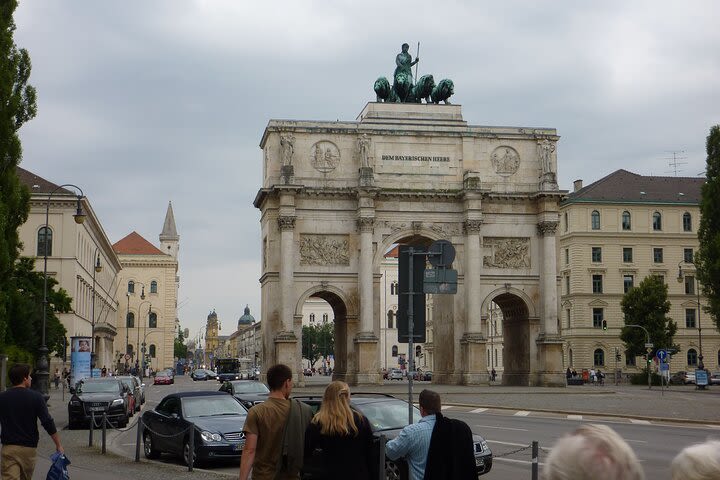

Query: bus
left=215, top=358, right=240, bottom=382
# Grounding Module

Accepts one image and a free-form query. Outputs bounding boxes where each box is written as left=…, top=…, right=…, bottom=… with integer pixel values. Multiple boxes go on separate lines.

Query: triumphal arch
left=255, top=92, right=566, bottom=387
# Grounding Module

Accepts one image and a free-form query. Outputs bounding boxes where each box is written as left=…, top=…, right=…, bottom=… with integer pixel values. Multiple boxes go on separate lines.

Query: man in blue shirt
left=385, top=389, right=440, bottom=480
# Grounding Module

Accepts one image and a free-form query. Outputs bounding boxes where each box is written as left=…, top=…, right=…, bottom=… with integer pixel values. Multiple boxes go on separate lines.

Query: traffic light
left=602, top=320, right=607, bottom=331
left=397, top=245, right=426, bottom=343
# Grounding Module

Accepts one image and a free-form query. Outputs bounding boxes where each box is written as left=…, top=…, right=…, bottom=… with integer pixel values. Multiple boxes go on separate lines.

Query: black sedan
left=191, top=369, right=209, bottom=381
left=295, top=393, right=492, bottom=480
left=68, top=378, right=130, bottom=429
left=142, top=391, right=248, bottom=467
left=218, top=380, right=269, bottom=409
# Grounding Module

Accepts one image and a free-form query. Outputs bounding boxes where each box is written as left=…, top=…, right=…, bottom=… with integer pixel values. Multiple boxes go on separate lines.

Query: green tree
left=174, top=326, right=188, bottom=360
left=696, top=125, right=720, bottom=332
left=0, top=0, right=35, bottom=351
left=302, top=323, right=334, bottom=368
left=5, top=257, right=69, bottom=360
left=620, top=275, right=678, bottom=361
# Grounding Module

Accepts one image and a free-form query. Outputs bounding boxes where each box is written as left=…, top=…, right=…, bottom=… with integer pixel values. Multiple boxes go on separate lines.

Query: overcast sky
left=14, top=1, right=720, bottom=340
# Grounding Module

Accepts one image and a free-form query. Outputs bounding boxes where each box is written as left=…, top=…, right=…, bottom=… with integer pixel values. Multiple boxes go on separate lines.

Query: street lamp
left=678, top=262, right=703, bottom=369
left=135, top=300, right=152, bottom=376
left=141, top=330, right=159, bottom=375
left=624, top=324, right=651, bottom=390
left=36, top=184, right=85, bottom=400
left=90, top=248, right=102, bottom=377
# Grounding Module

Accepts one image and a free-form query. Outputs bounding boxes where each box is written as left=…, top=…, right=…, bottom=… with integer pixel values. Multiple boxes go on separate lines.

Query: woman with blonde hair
left=303, top=381, right=374, bottom=480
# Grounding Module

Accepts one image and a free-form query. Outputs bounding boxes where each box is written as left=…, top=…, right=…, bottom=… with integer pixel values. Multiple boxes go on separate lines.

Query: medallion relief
left=311, top=141, right=341, bottom=173
left=483, top=237, right=530, bottom=269
left=299, top=234, right=350, bottom=266
left=491, top=146, right=521, bottom=175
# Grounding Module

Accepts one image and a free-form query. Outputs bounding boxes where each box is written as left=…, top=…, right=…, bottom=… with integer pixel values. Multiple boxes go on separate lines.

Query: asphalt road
left=106, top=375, right=720, bottom=479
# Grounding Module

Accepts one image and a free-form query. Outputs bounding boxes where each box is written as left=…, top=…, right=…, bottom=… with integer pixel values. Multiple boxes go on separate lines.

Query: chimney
left=573, top=179, right=583, bottom=192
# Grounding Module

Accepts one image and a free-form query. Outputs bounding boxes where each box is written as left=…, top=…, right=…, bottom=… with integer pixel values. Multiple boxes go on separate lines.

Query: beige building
left=559, top=169, right=717, bottom=377
left=113, top=203, right=179, bottom=372
left=17, top=167, right=122, bottom=372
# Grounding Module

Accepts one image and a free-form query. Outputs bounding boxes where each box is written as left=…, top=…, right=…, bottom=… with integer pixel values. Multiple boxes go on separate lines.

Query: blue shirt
left=385, top=414, right=436, bottom=480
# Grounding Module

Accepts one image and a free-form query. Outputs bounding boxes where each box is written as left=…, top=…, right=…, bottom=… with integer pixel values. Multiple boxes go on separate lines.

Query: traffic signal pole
left=407, top=247, right=415, bottom=425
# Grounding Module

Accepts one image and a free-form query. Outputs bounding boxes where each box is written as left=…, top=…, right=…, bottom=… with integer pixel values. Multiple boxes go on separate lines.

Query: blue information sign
left=656, top=349, right=668, bottom=362
left=695, top=369, right=709, bottom=386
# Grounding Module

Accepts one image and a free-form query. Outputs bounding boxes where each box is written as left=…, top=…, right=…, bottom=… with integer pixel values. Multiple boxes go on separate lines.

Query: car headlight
left=200, top=431, right=222, bottom=443
left=480, top=441, right=489, bottom=453
left=111, top=398, right=124, bottom=406
left=70, top=400, right=81, bottom=406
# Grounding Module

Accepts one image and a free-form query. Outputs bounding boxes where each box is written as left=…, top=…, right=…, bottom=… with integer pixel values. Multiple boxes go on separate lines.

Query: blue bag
left=46, top=452, right=70, bottom=480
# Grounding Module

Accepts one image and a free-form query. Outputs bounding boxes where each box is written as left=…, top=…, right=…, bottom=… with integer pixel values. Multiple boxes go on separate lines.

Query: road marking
left=629, top=419, right=651, bottom=425
left=474, top=424, right=529, bottom=432
left=441, top=405, right=453, bottom=411
left=624, top=439, right=648, bottom=444
left=514, top=411, right=531, bottom=416
left=120, top=443, right=136, bottom=446
left=494, top=458, right=546, bottom=466
left=706, top=425, right=720, bottom=429
left=567, top=415, right=583, bottom=420
left=487, top=440, right=528, bottom=447
left=470, top=408, right=488, bottom=414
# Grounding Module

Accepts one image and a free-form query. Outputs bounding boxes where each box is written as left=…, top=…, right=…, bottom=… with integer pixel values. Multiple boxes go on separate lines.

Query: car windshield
left=77, top=381, right=119, bottom=394
left=157, top=372, right=169, bottom=378
left=183, top=396, right=247, bottom=418
left=354, top=399, right=420, bottom=431
left=232, top=382, right=269, bottom=394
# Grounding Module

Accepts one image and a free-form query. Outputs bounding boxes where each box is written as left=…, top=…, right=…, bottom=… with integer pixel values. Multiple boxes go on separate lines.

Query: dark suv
left=295, top=393, right=492, bottom=479
left=68, top=378, right=130, bottom=429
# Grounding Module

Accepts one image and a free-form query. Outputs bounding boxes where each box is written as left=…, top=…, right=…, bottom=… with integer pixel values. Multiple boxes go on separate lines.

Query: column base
left=460, top=333, right=489, bottom=385
left=350, top=332, right=380, bottom=385
left=274, top=332, right=300, bottom=383
left=533, top=334, right=566, bottom=387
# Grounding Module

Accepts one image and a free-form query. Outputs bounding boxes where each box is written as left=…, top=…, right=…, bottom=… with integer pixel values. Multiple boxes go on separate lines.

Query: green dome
left=238, top=305, right=255, bottom=327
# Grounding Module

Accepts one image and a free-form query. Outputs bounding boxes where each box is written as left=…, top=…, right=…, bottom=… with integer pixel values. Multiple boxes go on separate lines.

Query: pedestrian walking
left=490, top=368, right=497, bottom=382
left=53, top=368, right=61, bottom=389
left=0, top=364, right=64, bottom=480
left=239, top=364, right=312, bottom=480
left=303, top=381, right=374, bottom=480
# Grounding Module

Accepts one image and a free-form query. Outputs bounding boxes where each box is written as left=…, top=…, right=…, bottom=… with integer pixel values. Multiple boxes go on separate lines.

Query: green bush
left=629, top=370, right=663, bottom=386
left=1, top=345, right=34, bottom=385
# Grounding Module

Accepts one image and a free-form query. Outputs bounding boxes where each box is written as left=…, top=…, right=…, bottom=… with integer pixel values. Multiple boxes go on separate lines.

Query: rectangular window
left=685, top=276, right=695, bottom=295
left=653, top=248, right=664, bottom=263
left=654, top=274, right=665, bottom=284
left=623, top=247, right=633, bottom=263
left=684, top=248, right=694, bottom=264
left=592, top=274, right=603, bottom=294
left=623, top=275, right=634, bottom=293
left=625, top=353, right=636, bottom=366
left=592, top=308, right=604, bottom=328
left=591, top=247, right=602, bottom=263
left=565, top=248, right=569, bottom=265
left=566, top=309, right=571, bottom=329
left=685, top=309, right=696, bottom=328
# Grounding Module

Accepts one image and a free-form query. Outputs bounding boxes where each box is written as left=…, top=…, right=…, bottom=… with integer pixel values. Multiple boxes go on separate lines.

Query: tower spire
left=159, top=201, right=179, bottom=259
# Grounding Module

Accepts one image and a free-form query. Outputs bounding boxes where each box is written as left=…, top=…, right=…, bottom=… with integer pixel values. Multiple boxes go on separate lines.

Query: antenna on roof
left=664, top=150, right=687, bottom=176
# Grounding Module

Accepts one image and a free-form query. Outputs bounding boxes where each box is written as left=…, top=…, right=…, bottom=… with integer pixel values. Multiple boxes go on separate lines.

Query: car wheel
left=119, top=414, right=129, bottom=428
left=144, top=431, right=161, bottom=459
left=183, top=438, right=201, bottom=467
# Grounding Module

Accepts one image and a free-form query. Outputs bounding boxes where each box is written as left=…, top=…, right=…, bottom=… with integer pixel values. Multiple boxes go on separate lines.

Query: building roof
left=113, top=231, right=165, bottom=255
left=385, top=245, right=399, bottom=258
left=17, top=166, right=75, bottom=195
left=566, top=169, right=705, bottom=204
left=238, top=305, right=255, bottom=327
left=160, top=201, right=179, bottom=241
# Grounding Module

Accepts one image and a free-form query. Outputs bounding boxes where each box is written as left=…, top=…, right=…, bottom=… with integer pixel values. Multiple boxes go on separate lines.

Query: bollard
left=531, top=440, right=539, bottom=480
left=378, top=434, right=387, bottom=480
left=135, top=417, right=143, bottom=462
left=89, top=411, right=95, bottom=447
left=188, top=426, right=195, bottom=472
left=101, top=412, right=107, bottom=454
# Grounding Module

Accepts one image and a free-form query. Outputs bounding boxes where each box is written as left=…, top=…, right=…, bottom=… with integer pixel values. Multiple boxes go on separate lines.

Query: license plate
left=233, top=444, right=242, bottom=451
left=90, top=406, right=105, bottom=412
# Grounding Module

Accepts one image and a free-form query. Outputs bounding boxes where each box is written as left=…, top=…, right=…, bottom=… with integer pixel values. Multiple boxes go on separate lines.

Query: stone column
left=354, top=216, right=379, bottom=384
left=276, top=215, right=298, bottom=376
left=461, top=219, right=488, bottom=384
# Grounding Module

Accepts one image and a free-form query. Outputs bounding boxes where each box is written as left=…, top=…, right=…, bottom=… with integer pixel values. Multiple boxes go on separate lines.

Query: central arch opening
left=492, top=292, right=530, bottom=386
left=300, top=290, right=348, bottom=379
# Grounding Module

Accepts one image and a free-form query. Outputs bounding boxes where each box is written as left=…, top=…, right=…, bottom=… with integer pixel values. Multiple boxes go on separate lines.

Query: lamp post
left=124, top=293, right=130, bottom=373
left=36, top=184, right=86, bottom=400
left=141, top=330, right=159, bottom=376
left=678, top=262, right=703, bottom=369
left=625, top=324, right=651, bottom=390
left=90, top=249, right=102, bottom=377
left=135, top=300, right=151, bottom=376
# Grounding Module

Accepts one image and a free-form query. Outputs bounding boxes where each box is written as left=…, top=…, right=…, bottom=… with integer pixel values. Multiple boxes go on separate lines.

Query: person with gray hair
left=671, top=440, right=720, bottom=480
left=544, top=424, right=644, bottom=480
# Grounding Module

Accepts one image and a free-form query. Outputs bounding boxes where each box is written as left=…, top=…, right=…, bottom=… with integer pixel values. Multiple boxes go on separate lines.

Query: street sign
left=423, top=268, right=458, bottom=294
left=427, top=240, right=456, bottom=267
left=656, top=349, right=668, bottom=362
left=659, top=363, right=670, bottom=371
left=644, top=343, right=654, bottom=349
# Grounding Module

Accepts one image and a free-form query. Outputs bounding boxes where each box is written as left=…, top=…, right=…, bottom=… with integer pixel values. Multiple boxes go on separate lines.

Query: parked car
left=303, top=368, right=313, bottom=376
left=68, top=378, right=131, bottom=429
left=710, top=372, right=720, bottom=385
left=219, top=380, right=270, bottom=410
left=295, top=393, right=492, bottom=479
left=389, top=368, right=404, bottom=381
left=155, top=371, right=174, bottom=385
left=116, top=376, right=142, bottom=413
left=133, top=375, right=146, bottom=404
left=142, top=391, right=248, bottom=467
left=423, top=371, right=433, bottom=381
left=669, top=371, right=696, bottom=385
left=203, top=369, right=218, bottom=380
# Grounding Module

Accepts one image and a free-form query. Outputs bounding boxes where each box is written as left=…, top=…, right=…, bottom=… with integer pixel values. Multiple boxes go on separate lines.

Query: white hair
left=544, top=424, right=644, bottom=480
left=671, top=440, right=720, bottom=480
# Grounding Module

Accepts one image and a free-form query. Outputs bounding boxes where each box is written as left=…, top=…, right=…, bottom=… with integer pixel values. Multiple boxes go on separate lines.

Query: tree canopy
left=620, top=275, right=678, bottom=359
left=302, top=322, right=334, bottom=368
left=174, top=325, right=188, bottom=360
left=696, top=125, right=720, bottom=332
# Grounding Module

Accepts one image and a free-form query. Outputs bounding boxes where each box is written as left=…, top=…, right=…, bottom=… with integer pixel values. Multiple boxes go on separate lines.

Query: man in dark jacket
left=424, top=410, right=476, bottom=479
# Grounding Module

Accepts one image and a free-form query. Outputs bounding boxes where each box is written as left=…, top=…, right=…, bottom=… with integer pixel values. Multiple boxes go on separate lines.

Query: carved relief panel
left=310, top=141, right=341, bottom=173
left=491, top=146, right=521, bottom=176
left=299, top=234, right=350, bottom=265
left=483, top=237, right=530, bottom=268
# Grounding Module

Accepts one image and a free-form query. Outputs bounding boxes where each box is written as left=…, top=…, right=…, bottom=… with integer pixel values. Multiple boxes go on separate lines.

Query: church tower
left=159, top=201, right=179, bottom=259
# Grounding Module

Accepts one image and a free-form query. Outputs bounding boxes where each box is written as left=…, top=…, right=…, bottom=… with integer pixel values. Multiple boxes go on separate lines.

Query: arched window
left=309, top=313, right=315, bottom=323
left=149, top=312, right=157, bottom=328
left=37, top=227, right=53, bottom=256
left=621, top=211, right=631, bottom=231
left=390, top=283, right=395, bottom=295
left=717, top=350, right=720, bottom=367
left=683, top=212, right=692, bottom=232
left=149, top=344, right=156, bottom=358
left=569, top=348, right=573, bottom=367
left=652, top=212, right=662, bottom=231
left=564, top=212, right=568, bottom=232
left=687, top=349, right=697, bottom=366
left=593, top=348, right=605, bottom=366
left=150, top=281, right=158, bottom=293
left=591, top=210, right=600, bottom=230
left=322, top=313, right=328, bottom=323
left=126, top=312, right=135, bottom=328
left=391, top=345, right=398, bottom=357
left=387, top=310, right=394, bottom=329
left=415, top=345, right=421, bottom=358
left=127, top=344, right=134, bottom=356
left=128, top=281, right=135, bottom=294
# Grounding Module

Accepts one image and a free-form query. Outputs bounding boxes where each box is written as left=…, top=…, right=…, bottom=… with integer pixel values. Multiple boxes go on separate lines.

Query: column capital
left=277, top=215, right=296, bottom=230
left=536, top=220, right=558, bottom=236
left=356, top=217, right=375, bottom=233
left=464, top=219, right=483, bottom=234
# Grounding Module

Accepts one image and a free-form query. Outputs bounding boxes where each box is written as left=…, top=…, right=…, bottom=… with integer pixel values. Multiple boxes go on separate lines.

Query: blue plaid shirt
left=385, top=414, right=436, bottom=480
